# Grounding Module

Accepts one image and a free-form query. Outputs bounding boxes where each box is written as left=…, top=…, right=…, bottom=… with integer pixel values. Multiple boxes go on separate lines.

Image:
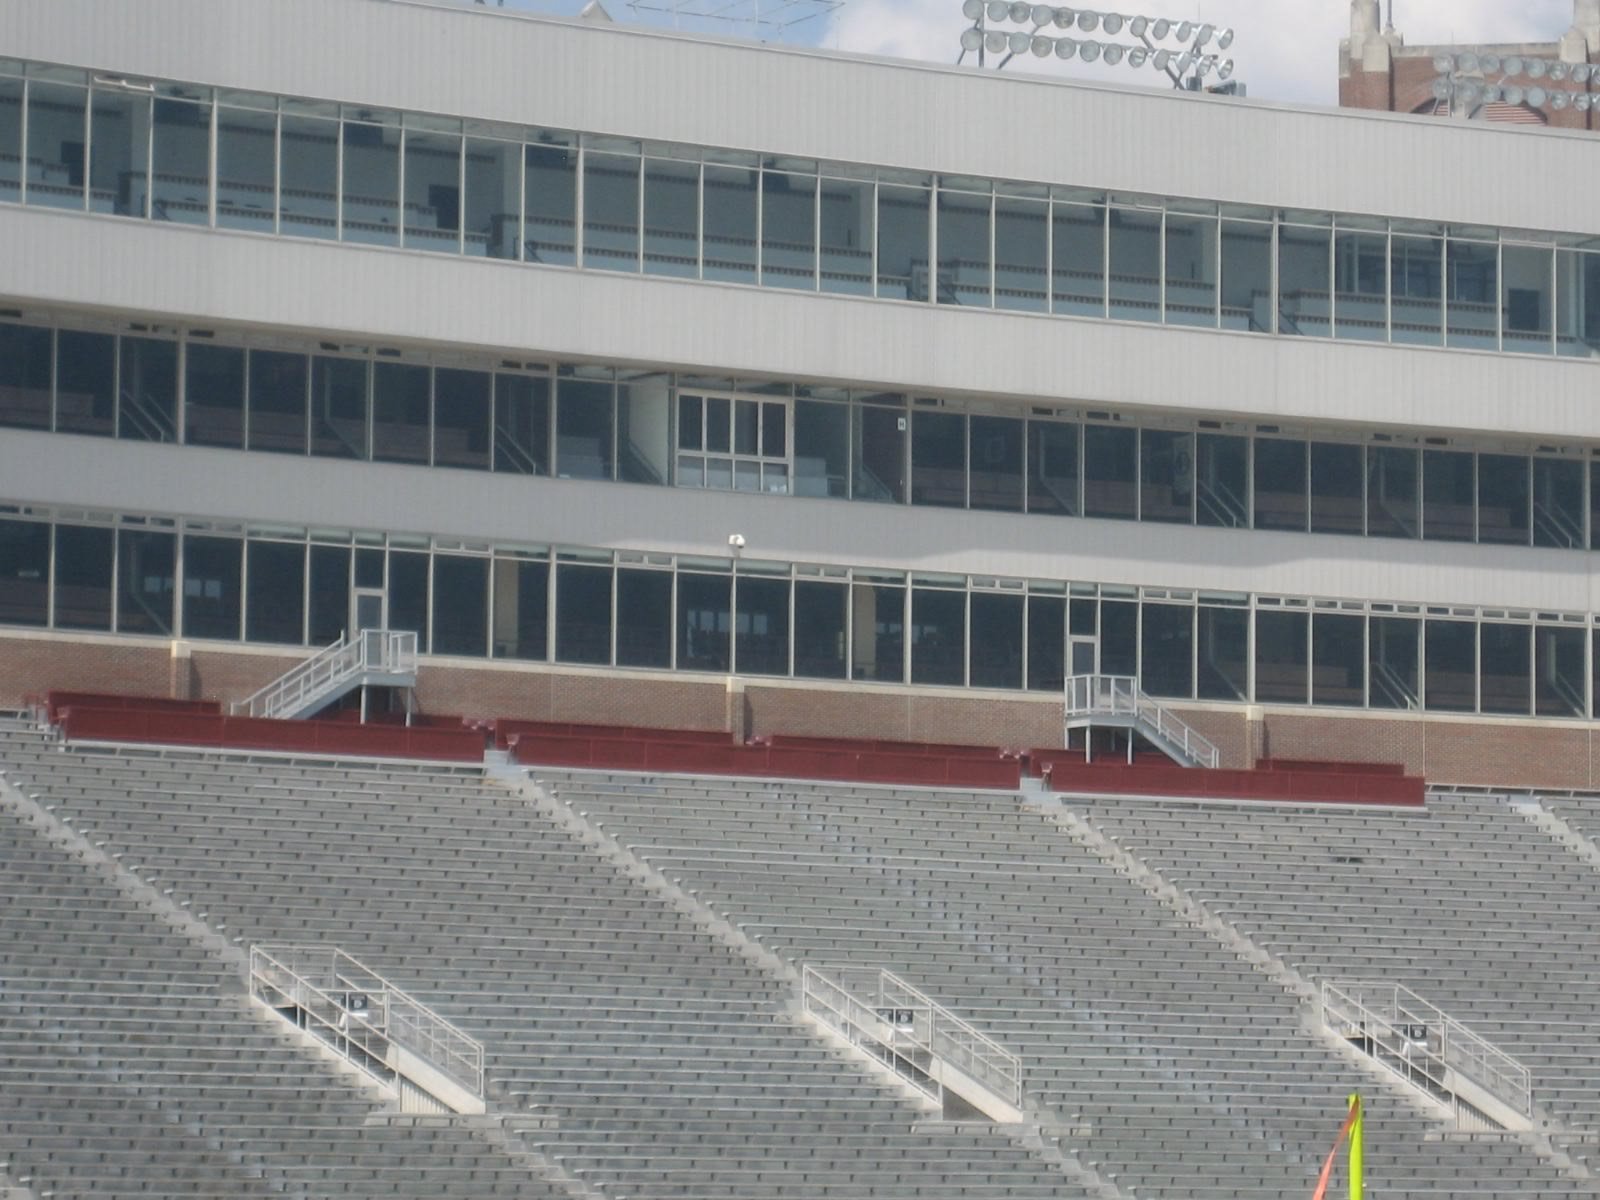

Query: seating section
left=551, top=770, right=1590, bottom=1199
left=0, top=722, right=1077, bottom=1200
left=1070, top=791, right=1600, bottom=1150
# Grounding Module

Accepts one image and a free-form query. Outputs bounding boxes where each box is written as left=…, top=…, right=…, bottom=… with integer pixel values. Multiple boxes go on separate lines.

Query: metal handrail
left=250, top=943, right=484, bottom=1097
left=1321, top=980, right=1531, bottom=1124
left=1064, top=674, right=1220, bottom=769
left=232, top=629, right=418, bottom=720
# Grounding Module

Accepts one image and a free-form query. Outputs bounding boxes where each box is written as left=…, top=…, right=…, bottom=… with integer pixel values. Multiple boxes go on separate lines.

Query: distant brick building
left=1340, top=0, right=1600, bottom=129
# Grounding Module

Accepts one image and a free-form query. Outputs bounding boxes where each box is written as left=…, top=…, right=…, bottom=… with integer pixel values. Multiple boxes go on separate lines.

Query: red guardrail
left=1041, top=760, right=1424, bottom=807
left=43, top=690, right=221, bottom=723
left=486, top=718, right=732, bottom=751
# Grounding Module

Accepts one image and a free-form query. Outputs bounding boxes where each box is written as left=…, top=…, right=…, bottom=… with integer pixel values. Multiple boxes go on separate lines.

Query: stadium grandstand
left=3, top=0, right=1600, bottom=1196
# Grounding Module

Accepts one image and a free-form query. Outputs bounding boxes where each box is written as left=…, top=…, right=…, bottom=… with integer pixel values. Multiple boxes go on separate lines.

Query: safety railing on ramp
left=1321, top=980, right=1531, bottom=1131
left=1064, top=674, right=1220, bottom=768
left=232, top=630, right=418, bottom=721
left=802, top=965, right=1022, bottom=1119
left=249, top=943, right=484, bottom=1112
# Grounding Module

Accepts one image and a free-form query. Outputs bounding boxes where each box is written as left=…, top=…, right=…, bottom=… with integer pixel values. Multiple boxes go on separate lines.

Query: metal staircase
left=231, top=629, right=418, bottom=721
left=1063, top=674, right=1220, bottom=768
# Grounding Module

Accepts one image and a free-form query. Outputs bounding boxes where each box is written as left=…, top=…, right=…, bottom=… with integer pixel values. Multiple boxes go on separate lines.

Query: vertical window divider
left=987, top=191, right=996, bottom=309
left=396, top=125, right=408, bottom=251
left=456, top=132, right=466, bottom=256
left=633, top=154, right=643, bottom=272
left=1383, top=224, right=1393, bottom=343
left=1494, top=239, right=1504, bottom=354
left=45, top=524, right=56, bottom=630
left=175, top=337, right=186, bottom=446
left=1157, top=208, right=1167, bottom=324
left=427, top=365, right=438, bottom=468
left=17, top=78, right=27, bottom=206
left=207, top=91, right=219, bottom=228
left=514, top=137, right=527, bottom=263
left=1044, top=193, right=1055, bottom=316
left=1268, top=217, right=1280, bottom=335
left=812, top=167, right=821, bottom=292
left=695, top=159, right=705, bottom=281
left=272, top=105, right=282, bottom=237
left=47, top=327, right=58, bottom=434
left=924, top=181, right=936, bottom=306
left=79, top=82, right=90, bottom=213
left=335, top=115, right=345, bottom=241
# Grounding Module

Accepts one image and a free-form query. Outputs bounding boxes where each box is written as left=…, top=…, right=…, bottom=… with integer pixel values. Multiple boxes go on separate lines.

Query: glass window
left=556, top=374, right=614, bottom=480
left=852, top=398, right=906, bottom=503
left=1367, top=446, right=1419, bottom=538
left=1425, top=619, right=1476, bottom=712
left=1220, top=219, right=1272, bottom=332
left=1109, top=208, right=1161, bottom=322
left=1279, top=222, right=1332, bottom=336
left=310, top=356, right=369, bottom=460
left=1052, top=200, right=1105, bottom=317
left=641, top=158, right=698, bottom=278
left=1479, top=622, right=1530, bottom=716
left=852, top=581, right=904, bottom=682
left=216, top=104, right=276, bottom=233
left=911, top=410, right=966, bottom=508
left=280, top=109, right=338, bottom=240
left=26, top=82, right=86, bottom=210
left=940, top=188, right=999, bottom=303
left=1333, top=227, right=1387, bottom=341
left=1446, top=238, right=1497, bottom=349
left=1255, top=609, right=1308, bottom=704
left=307, top=543, right=350, bottom=645
left=1391, top=231, right=1443, bottom=346
left=150, top=95, right=210, bottom=225
left=388, top=550, right=429, bottom=647
left=992, top=193, right=1047, bottom=313
left=246, top=540, right=305, bottom=645
left=793, top=399, right=849, bottom=499
left=617, top=374, right=671, bottom=486
left=0, top=75, right=20, bottom=204
left=583, top=149, right=639, bottom=272
left=703, top=163, right=757, bottom=284
left=1141, top=602, right=1193, bottom=699
left=55, top=329, right=115, bottom=438
left=961, top=590, right=1020, bottom=691
left=117, top=528, right=175, bottom=635
left=1198, top=605, right=1248, bottom=700
left=90, top=88, right=151, bottom=218
left=0, top=519, right=49, bottom=627
left=399, top=126, right=461, bottom=252
left=1477, top=453, right=1529, bottom=546
left=493, top=373, right=549, bottom=475
left=555, top=562, right=611, bottom=664
left=1196, top=433, right=1248, bottom=528
left=1253, top=439, right=1308, bottom=532
left=182, top=535, right=242, bottom=640
left=794, top=579, right=846, bottom=679
left=0, top=323, right=52, bottom=430
left=185, top=343, right=245, bottom=449
left=968, top=415, right=1024, bottom=513
left=1313, top=612, right=1365, bottom=707
left=433, top=368, right=490, bottom=470
left=523, top=140, right=577, bottom=265
left=762, top=168, right=817, bottom=290
left=911, top=587, right=965, bottom=686
left=1140, top=430, right=1194, bottom=525
left=1309, top=442, right=1363, bottom=536
left=355, top=547, right=383, bottom=590
left=463, top=136, right=519, bottom=259
left=118, top=337, right=177, bottom=443
left=431, top=554, right=487, bottom=657
left=1027, top=594, right=1065, bottom=692
left=54, top=524, right=113, bottom=630
left=1535, top=625, right=1585, bottom=718
left=877, top=181, right=929, bottom=301
left=247, top=349, right=308, bottom=454
left=1502, top=244, right=1553, bottom=354
left=1164, top=213, right=1216, bottom=327
left=372, top=361, right=431, bottom=464
left=678, top=572, right=730, bottom=672
left=1083, top=425, right=1136, bottom=520
left=1100, top=600, right=1138, bottom=677
left=1369, top=615, right=1419, bottom=709
left=493, top=558, right=548, bottom=660
left=616, top=567, right=671, bottom=668
left=1556, top=248, right=1600, bottom=357
left=341, top=114, right=400, bottom=247
left=736, top=575, right=790, bottom=676
left=819, top=175, right=873, bottom=296
left=1533, top=458, right=1583, bottom=550
left=1422, top=449, right=1474, bottom=542
left=1027, top=421, right=1079, bottom=516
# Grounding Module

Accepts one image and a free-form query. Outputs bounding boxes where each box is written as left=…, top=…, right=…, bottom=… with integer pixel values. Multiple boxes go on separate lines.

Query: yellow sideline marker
left=1311, top=1093, right=1364, bottom=1200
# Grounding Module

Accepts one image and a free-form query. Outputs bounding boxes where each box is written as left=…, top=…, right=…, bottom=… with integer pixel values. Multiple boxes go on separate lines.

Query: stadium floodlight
left=1102, top=12, right=1122, bottom=34
left=1551, top=89, right=1571, bottom=110
left=1080, top=39, right=1100, bottom=61
left=960, top=26, right=983, bottom=49
left=1076, top=10, right=1098, bottom=30
left=962, top=0, right=983, bottom=17
left=1431, top=51, right=1597, bottom=120
left=1103, top=42, right=1124, bottom=64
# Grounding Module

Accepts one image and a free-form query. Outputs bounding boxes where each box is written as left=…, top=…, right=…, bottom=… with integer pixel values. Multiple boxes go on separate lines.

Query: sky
left=518, top=0, right=1579, bottom=107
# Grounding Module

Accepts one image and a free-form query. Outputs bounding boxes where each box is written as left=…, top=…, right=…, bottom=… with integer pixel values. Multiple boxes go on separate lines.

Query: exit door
left=352, top=589, right=385, bottom=634
left=1069, top=637, right=1098, bottom=677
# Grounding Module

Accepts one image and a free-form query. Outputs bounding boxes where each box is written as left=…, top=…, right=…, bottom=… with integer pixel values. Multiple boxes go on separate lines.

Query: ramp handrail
left=1064, top=674, right=1220, bottom=769
left=1321, top=980, right=1531, bottom=1124
left=802, top=965, right=1022, bottom=1108
left=249, top=943, right=484, bottom=1098
left=232, top=629, right=418, bottom=720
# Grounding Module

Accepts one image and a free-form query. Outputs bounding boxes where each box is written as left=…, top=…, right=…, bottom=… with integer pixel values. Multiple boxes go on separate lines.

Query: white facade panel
left=2, top=0, right=1598, bottom=237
